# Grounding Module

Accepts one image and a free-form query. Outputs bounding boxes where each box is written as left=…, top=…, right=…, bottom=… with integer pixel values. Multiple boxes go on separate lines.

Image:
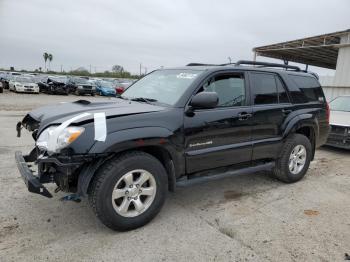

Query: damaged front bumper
left=15, top=148, right=105, bottom=199
left=14, top=149, right=89, bottom=198
left=15, top=151, right=52, bottom=198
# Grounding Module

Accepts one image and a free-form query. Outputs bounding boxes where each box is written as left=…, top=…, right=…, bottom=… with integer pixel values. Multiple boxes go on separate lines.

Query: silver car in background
left=326, top=96, right=350, bottom=149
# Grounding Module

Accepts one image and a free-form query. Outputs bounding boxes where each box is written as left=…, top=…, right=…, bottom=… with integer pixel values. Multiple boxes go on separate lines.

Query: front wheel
left=88, top=151, right=168, bottom=231
left=273, top=134, right=312, bottom=183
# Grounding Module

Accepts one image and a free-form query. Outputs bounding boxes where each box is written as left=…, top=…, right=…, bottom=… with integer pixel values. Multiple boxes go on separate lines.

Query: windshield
left=98, top=81, right=114, bottom=88
left=73, top=78, right=89, bottom=85
left=49, top=76, right=67, bottom=83
left=15, top=76, right=34, bottom=83
left=329, top=96, right=350, bottom=112
left=122, top=69, right=203, bottom=105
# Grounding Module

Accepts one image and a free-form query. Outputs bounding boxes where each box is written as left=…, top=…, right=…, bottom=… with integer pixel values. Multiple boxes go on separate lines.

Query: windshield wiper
left=130, top=97, right=158, bottom=103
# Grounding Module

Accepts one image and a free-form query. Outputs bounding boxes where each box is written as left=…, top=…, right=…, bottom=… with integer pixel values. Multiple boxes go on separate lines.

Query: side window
left=289, top=75, right=323, bottom=102
left=251, top=73, right=278, bottom=105
left=275, top=76, right=290, bottom=103
left=202, top=74, right=245, bottom=107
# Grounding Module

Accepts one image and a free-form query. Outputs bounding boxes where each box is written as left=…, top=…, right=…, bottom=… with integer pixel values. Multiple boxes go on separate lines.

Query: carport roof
left=253, top=29, right=350, bottom=69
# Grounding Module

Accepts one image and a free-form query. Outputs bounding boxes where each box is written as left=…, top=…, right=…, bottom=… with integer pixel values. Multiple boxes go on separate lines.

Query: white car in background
left=326, top=95, right=350, bottom=149
left=9, top=76, right=39, bottom=93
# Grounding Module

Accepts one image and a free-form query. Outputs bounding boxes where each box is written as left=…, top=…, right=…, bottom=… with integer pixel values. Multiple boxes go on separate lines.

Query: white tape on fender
left=47, top=112, right=91, bottom=153
left=94, top=112, right=107, bottom=142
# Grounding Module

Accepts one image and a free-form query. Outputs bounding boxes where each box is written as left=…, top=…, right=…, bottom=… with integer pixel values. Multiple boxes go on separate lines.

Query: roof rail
left=186, top=63, right=217, bottom=66
left=235, top=60, right=300, bottom=71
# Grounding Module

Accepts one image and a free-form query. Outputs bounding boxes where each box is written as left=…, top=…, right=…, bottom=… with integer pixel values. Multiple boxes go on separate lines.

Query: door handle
left=238, top=112, right=252, bottom=121
left=282, top=109, right=292, bottom=115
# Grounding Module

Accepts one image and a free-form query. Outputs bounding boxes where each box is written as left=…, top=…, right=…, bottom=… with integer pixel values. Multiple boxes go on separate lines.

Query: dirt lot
left=0, top=91, right=350, bottom=262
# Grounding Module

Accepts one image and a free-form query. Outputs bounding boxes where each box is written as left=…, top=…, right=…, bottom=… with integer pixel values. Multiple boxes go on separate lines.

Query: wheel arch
left=79, top=127, right=183, bottom=197
left=282, top=114, right=318, bottom=160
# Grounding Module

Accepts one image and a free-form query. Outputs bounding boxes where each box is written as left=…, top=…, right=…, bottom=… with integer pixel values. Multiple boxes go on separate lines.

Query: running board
left=176, top=162, right=275, bottom=187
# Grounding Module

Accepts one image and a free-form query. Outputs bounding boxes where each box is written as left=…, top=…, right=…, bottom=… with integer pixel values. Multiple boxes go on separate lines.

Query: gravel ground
left=0, top=91, right=350, bottom=262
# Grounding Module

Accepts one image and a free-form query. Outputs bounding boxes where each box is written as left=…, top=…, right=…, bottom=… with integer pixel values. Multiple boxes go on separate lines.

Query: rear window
left=289, top=75, right=324, bottom=102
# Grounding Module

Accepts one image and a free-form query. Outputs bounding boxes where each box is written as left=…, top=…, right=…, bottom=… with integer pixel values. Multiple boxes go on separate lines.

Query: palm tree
left=48, top=54, right=53, bottom=71
left=43, top=52, right=49, bottom=71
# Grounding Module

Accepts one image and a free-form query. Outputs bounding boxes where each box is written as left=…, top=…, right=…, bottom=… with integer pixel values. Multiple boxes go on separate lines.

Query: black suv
left=15, top=61, right=330, bottom=231
left=66, top=77, right=96, bottom=96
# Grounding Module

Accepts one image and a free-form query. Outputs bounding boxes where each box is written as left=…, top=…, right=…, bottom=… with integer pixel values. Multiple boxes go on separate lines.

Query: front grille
left=82, top=85, right=92, bottom=89
left=327, top=125, right=350, bottom=147
left=330, top=125, right=347, bottom=135
left=24, top=86, right=33, bottom=88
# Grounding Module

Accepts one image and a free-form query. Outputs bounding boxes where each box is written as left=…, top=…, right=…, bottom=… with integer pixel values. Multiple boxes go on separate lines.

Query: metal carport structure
left=253, top=29, right=350, bottom=100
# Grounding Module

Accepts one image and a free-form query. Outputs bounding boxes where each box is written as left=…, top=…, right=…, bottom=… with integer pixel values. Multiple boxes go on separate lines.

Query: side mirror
left=190, top=92, right=218, bottom=109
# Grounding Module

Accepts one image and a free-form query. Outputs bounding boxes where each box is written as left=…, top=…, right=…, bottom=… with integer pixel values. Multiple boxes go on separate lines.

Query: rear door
left=249, top=72, right=292, bottom=160
left=184, top=71, right=253, bottom=173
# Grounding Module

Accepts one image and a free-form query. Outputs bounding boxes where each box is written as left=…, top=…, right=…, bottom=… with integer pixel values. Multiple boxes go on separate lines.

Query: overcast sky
left=0, top=0, right=349, bottom=75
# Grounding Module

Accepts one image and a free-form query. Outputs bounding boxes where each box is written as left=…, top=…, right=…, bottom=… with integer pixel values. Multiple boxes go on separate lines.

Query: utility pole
left=60, top=65, right=63, bottom=73
left=228, top=57, right=232, bottom=64
left=89, top=64, right=92, bottom=74
left=139, top=63, right=142, bottom=76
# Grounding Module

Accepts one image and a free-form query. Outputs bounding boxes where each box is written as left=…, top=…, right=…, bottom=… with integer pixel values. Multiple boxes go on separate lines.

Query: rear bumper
left=51, top=86, right=69, bottom=94
left=15, top=151, right=52, bottom=198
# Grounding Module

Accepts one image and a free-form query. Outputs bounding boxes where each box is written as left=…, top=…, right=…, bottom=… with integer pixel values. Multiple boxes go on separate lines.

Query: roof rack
left=186, top=60, right=301, bottom=72
left=186, top=63, right=217, bottom=66
left=235, top=60, right=300, bottom=71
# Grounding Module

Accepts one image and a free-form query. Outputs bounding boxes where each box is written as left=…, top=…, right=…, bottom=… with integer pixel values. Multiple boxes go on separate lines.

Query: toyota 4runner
left=15, top=61, right=330, bottom=231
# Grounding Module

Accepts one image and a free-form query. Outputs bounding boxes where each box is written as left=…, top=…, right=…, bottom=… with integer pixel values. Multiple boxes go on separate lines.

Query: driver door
left=184, top=72, right=253, bottom=173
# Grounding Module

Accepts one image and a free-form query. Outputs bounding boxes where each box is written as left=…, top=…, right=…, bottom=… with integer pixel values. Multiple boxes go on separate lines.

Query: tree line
left=1, top=52, right=141, bottom=79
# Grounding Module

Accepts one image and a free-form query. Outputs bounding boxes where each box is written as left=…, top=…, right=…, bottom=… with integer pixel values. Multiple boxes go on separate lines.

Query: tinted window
left=202, top=74, right=245, bottom=107
left=276, top=77, right=289, bottom=103
left=289, top=75, right=323, bottom=102
left=251, top=73, right=278, bottom=105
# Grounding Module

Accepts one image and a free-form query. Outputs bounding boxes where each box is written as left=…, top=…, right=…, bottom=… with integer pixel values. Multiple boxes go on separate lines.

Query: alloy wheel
left=288, top=145, right=307, bottom=175
left=111, top=169, right=157, bottom=217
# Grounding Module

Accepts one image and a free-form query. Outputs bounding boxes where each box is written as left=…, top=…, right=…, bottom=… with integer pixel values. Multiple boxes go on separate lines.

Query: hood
left=22, top=99, right=167, bottom=132
left=16, top=81, right=36, bottom=86
left=330, top=110, right=350, bottom=127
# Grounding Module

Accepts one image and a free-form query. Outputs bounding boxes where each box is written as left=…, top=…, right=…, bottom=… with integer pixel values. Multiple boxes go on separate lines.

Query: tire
left=88, top=151, right=168, bottom=231
left=75, top=90, right=80, bottom=96
left=273, top=134, right=312, bottom=183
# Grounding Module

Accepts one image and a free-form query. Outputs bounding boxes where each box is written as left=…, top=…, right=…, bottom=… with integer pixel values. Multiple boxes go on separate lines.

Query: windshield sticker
left=176, top=73, right=198, bottom=79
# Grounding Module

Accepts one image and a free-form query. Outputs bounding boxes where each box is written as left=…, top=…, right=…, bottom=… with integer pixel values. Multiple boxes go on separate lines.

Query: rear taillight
left=116, top=86, right=124, bottom=94
left=326, top=102, right=330, bottom=123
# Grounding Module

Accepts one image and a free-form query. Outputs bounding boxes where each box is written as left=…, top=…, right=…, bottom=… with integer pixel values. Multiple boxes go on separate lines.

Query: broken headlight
left=36, top=125, right=85, bottom=154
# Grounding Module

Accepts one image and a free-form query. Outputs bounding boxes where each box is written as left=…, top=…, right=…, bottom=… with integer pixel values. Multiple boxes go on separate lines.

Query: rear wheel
left=88, top=151, right=168, bottom=231
left=273, top=134, right=312, bottom=183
